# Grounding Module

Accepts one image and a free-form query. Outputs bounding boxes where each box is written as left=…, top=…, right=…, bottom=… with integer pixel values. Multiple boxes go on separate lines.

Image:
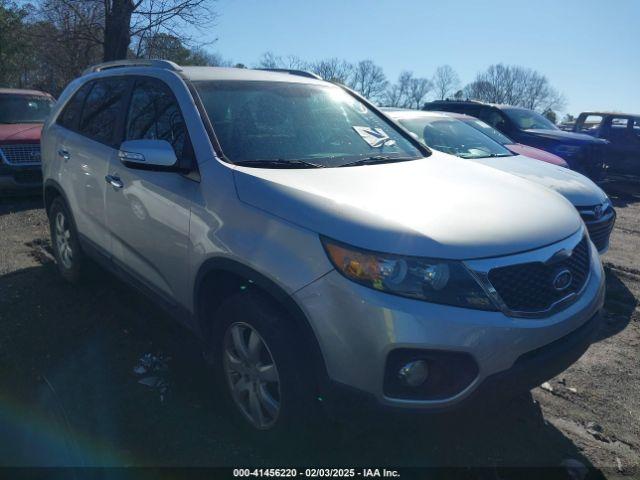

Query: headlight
left=553, top=145, right=582, bottom=158
left=321, top=237, right=496, bottom=311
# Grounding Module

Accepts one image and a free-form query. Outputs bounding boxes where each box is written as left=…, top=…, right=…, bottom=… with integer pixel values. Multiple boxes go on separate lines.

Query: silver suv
left=41, top=60, right=605, bottom=434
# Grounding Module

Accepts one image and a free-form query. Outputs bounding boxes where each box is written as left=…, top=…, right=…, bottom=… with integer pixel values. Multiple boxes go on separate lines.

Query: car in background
left=0, top=88, right=55, bottom=194
left=573, top=112, right=640, bottom=178
left=385, top=109, right=616, bottom=253
left=423, top=100, right=609, bottom=182
left=444, top=111, right=568, bottom=167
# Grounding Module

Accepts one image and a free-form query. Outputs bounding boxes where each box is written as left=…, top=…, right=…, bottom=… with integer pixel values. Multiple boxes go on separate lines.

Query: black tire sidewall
left=49, top=197, right=83, bottom=283
left=211, top=292, right=316, bottom=438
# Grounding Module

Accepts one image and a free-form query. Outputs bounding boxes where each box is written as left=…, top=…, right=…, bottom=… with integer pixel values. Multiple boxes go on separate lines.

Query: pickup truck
left=573, top=112, right=640, bottom=178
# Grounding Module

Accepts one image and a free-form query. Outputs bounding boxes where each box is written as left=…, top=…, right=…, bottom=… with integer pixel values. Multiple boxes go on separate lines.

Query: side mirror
left=118, top=139, right=177, bottom=169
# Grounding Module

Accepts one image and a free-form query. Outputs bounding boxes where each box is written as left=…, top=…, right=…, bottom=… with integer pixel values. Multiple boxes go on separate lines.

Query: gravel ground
left=0, top=180, right=638, bottom=477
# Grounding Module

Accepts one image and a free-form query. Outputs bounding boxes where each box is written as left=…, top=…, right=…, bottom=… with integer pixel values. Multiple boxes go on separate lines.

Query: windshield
left=0, top=94, right=54, bottom=124
left=398, top=116, right=513, bottom=159
left=460, top=118, right=513, bottom=145
left=503, top=108, right=558, bottom=131
left=194, top=81, right=423, bottom=167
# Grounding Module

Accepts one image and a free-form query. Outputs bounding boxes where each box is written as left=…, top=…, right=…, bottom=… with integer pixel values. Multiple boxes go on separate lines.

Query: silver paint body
left=41, top=66, right=605, bottom=409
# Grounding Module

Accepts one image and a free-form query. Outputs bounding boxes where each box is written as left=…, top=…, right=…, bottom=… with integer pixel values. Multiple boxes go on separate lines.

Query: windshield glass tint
left=194, top=81, right=422, bottom=167
left=462, top=118, right=512, bottom=145
left=398, top=116, right=513, bottom=159
left=503, top=108, right=558, bottom=130
left=0, top=95, right=54, bottom=124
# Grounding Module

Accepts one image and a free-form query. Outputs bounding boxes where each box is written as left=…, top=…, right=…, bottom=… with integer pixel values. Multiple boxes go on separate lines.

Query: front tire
left=49, top=197, right=86, bottom=283
left=211, top=292, right=318, bottom=436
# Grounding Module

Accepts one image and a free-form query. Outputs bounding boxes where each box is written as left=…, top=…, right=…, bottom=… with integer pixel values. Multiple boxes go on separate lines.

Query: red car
left=0, top=88, right=55, bottom=194
left=434, top=111, right=569, bottom=168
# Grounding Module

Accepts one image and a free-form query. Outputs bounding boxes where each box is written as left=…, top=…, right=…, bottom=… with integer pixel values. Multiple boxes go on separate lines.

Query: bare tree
left=32, top=0, right=217, bottom=63
left=257, top=51, right=307, bottom=70
left=27, top=0, right=104, bottom=93
left=309, top=57, right=353, bottom=83
left=137, top=33, right=231, bottom=66
left=103, top=0, right=217, bottom=61
left=432, top=65, right=459, bottom=100
left=406, top=76, right=433, bottom=109
left=348, top=59, right=388, bottom=103
left=383, top=71, right=431, bottom=109
left=464, top=64, right=565, bottom=112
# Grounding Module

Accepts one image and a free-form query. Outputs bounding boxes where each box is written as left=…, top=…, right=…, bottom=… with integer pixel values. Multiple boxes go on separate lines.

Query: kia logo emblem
left=593, top=205, right=603, bottom=220
left=552, top=269, right=573, bottom=291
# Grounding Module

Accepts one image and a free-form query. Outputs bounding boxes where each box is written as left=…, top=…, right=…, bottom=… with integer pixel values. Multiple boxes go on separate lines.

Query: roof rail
left=83, top=59, right=182, bottom=76
left=257, top=68, right=322, bottom=80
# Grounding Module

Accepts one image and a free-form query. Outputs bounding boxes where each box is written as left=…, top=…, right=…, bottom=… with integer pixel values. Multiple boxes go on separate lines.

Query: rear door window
left=79, top=77, right=131, bottom=147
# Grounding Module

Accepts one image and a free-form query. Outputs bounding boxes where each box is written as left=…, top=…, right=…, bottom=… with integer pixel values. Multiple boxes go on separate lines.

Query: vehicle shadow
left=0, top=259, right=608, bottom=477
left=0, top=193, right=42, bottom=215
left=594, top=267, right=638, bottom=343
left=601, top=176, right=640, bottom=208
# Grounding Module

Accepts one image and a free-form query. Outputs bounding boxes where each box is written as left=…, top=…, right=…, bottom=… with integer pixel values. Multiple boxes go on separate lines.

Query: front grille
left=579, top=204, right=616, bottom=252
left=585, top=216, right=615, bottom=252
left=487, top=236, right=590, bottom=313
left=0, top=144, right=41, bottom=165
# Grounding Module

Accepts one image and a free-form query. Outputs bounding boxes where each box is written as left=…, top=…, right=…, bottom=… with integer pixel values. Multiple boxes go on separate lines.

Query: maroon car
left=0, top=88, right=55, bottom=194
left=434, top=111, right=569, bottom=168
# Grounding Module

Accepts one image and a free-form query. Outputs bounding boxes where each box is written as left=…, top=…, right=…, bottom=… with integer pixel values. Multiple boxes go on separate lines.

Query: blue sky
left=198, top=0, right=638, bottom=117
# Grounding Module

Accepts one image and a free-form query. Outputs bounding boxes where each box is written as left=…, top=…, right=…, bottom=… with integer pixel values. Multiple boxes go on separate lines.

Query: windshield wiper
left=338, top=155, right=416, bottom=167
left=471, top=153, right=514, bottom=159
left=234, top=158, right=325, bottom=169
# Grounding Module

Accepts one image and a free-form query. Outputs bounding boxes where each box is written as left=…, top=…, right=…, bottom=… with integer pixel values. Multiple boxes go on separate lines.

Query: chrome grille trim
left=0, top=144, right=41, bottom=165
left=578, top=205, right=616, bottom=253
left=464, top=227, right=592, bottom=319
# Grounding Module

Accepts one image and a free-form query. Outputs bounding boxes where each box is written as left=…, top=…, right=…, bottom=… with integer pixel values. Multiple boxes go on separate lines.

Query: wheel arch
left=194, top=257, right=329, bottom=390
left=43, top=179, right=70, bottom=218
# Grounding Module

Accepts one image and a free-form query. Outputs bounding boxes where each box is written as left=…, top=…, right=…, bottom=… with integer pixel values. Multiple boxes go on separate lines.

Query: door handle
left=58, top=149, right=71, bottom=160
left=105, top=175, right=124, bottom=189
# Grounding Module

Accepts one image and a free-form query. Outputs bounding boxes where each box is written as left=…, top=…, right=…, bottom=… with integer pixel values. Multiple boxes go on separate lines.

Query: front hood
left=0, top=124, right=43, bottom=142
left=473, top=155, right=607, bottom=207
left=525, top=128, right=607, bottom=144
left=232, top=152, right=581, bottom=260
left=506, top=143, right=568, bottom=167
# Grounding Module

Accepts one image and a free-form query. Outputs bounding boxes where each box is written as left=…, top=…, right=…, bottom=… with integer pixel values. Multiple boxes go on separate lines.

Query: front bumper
left=295, top=239, right=605, bottom=410
left=0, top=164, right=42, bottom=192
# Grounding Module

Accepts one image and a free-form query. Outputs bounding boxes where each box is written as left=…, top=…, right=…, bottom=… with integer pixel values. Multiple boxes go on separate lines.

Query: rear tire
left=210, top=291, right=319, bottom=438
left=48, top=197, right=87, bottom=283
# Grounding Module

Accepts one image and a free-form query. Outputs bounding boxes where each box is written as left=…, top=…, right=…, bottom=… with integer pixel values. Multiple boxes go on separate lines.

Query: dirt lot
left=0, top=179, right=638, bottom=478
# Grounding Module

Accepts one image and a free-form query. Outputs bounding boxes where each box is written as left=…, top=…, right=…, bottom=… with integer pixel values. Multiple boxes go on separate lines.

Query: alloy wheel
left=223, top=322, right=281, bottom=429
left=54, top=211, right=73, bottom=269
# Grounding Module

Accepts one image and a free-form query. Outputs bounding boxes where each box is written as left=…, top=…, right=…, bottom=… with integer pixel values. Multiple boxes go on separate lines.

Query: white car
left=384, top=109, right=616, bottom=253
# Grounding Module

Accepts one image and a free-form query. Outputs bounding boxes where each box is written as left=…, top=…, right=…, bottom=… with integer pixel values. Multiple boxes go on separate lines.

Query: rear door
left=105, top=76, right=197, bottom=304
left=56, top=77, right=131, bottom=253
left=610, top=117, right=640, bottom=176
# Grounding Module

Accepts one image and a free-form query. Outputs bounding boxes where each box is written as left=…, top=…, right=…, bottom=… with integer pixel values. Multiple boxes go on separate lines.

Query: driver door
left=105, top=76, right=198, bottom=306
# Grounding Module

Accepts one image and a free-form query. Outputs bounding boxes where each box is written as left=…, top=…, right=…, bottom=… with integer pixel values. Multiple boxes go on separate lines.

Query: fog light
left=398, top=360, right=429, bottom=387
